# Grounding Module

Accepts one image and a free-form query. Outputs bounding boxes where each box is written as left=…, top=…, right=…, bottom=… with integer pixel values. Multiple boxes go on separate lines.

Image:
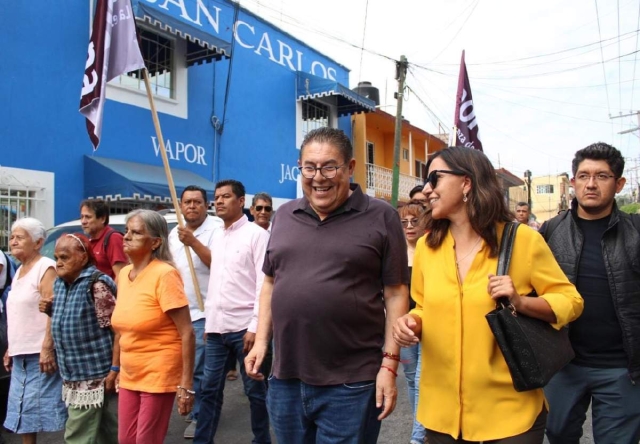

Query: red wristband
left=382, top=351, right=401, bottom=362
left=380, top=365, right=398, bottom=377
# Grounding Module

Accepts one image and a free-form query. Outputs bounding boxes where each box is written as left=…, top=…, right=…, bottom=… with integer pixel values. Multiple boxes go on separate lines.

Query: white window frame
left=106, top=25, right=189, bottom=119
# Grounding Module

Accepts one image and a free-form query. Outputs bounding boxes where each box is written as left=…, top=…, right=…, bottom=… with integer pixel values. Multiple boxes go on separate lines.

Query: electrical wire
left=357, top=0, right=369, bottom=87
left=594, top=0, right=613, bottom=119
left=427, top=0, right=480, bottom=63
left=424, top=29, right=639, bottom=67
left=630, top=1, right=640, bottom=110
left=618, top=0, right=623, bottom=114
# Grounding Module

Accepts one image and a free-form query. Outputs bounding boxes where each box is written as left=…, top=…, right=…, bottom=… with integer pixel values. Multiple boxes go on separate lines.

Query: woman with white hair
left=3, top=217, right=67, bottom=443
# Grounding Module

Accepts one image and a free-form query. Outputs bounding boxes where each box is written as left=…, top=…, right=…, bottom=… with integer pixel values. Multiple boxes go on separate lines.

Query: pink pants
left=118, top=388, right=176, bottom=444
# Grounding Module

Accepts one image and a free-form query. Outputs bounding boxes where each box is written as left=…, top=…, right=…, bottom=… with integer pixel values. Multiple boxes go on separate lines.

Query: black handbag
left=485, top=222, right=575, bottom=392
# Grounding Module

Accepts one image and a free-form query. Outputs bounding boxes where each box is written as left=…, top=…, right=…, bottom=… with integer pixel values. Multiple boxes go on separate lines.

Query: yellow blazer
left=409, top=222, right=583, bottom=441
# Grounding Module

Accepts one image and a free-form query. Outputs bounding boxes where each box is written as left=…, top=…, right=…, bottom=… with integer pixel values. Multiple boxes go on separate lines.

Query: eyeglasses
left=255, top=205, right=272, bottom=212
left=425, top=169, right=466, bottom=189
left=298, top=164, right=346, bottom=179
left=574, top=173, right=616, bottom=183
left=401, top=218, right=420, bottom=228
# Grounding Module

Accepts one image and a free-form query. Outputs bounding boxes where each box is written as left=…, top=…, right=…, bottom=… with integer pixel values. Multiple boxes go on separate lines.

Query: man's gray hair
left=252, top=192, right=273, bottom=207
left=12, top=217, right=47, bottom=243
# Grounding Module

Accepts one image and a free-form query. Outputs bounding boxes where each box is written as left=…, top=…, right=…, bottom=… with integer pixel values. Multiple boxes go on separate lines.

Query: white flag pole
left=141, top=68, right=204, bottom=312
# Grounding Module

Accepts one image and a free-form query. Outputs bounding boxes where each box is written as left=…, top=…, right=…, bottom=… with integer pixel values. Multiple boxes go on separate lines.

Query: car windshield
left=41, top=222, right=178, bottom=260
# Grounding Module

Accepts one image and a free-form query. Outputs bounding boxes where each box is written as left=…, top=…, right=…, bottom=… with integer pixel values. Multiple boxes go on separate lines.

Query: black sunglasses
left=425, top=169, right=466, bottom=189
left=255, top=205, right=272, bottom=212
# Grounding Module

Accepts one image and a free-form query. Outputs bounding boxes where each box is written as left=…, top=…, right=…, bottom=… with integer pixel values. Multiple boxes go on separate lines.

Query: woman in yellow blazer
left=393, top=147, right=583, bottom=444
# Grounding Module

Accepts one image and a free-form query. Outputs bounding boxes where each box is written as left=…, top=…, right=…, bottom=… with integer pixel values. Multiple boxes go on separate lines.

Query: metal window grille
left=302, top=100, right=330, bottom=136
left=536, top=184, right=554, bottom=194
left=116, top=29, right=174, bottom=98
left=0, top=188, right=42, bottom=251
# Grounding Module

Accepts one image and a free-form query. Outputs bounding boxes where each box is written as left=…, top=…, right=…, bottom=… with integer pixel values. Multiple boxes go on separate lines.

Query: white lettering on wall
left=277, top=40, right=295, bottom=70
left=194, top=0, right=220, bottom=32
left=279, top=164, right=300, bottom=184
left=233, top=20, right=255, bottom=48
left=310, top=61, right=327, bottom=78
left=151, top=136, right=208, bottom=165
left=141, top=0, right=342, bottom=79
left=255, top=32, right=278, bottom=63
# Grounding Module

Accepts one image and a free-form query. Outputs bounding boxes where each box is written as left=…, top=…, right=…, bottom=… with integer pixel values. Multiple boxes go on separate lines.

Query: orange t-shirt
left=112, top=259, right=188, bottom=393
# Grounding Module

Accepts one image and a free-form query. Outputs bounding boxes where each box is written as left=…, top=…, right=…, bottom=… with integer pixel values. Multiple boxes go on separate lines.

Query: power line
left=427, top=0, right=480, bottom=63
left=423, top=29, right=640, bottom=66
left=594, top=0, right=613, bottom=121
left=357, top=0, right=369, bottom=87
left=630, top=1, right=640, bottom=109
left=404, top=84, right=449, bottom=130
left=618, top=0, right=624, bottom=149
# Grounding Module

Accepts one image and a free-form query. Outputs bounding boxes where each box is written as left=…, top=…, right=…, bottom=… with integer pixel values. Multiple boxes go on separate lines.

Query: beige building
left=516, top=173, right=572, bottom=223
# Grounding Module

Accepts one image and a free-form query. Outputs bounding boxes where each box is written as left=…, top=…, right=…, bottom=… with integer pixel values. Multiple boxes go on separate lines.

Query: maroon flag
left=453, top=50, right=483, bottom=151
left=79, top=0, right=145, bottom=150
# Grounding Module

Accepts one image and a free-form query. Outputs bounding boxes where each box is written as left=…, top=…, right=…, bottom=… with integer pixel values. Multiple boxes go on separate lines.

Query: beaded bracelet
left=177, top=386, right=195, bottom=400
left=177, top=386, right=195, bottom=395
left=382, top=351, right=401, bottom=362
left=380, top=365, right=398, bottom=377
left=110, top=365, right=120, bottom=372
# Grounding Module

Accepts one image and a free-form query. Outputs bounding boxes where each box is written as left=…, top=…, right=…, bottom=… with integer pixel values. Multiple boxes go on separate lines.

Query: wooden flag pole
left=141, top=68, right=204, bottom=311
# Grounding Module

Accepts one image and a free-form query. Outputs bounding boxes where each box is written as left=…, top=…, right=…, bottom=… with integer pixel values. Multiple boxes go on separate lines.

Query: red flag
left=453, top=50, right=483, bottom=151
left=79, top=0, right=145, bottom=150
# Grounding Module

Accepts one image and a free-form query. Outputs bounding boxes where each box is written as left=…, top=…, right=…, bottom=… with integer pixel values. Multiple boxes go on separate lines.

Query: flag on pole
left=452, top=50, right=483, bottom=151
left=79, top=0, right=145, bottom=150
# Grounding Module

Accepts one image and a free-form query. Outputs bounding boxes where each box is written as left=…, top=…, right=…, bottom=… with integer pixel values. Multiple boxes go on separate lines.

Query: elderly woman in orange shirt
left=394, top=147, right=583, bottom=444
left=111, top=209, right=195, bottom=444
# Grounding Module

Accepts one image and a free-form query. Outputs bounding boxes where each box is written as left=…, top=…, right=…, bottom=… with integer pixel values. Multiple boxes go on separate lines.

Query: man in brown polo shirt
left=246, top=127, right=409, bottom=443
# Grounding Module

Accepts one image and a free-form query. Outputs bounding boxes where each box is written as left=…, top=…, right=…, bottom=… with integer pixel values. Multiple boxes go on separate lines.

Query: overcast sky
left=242, top=0, right=640, bottom=191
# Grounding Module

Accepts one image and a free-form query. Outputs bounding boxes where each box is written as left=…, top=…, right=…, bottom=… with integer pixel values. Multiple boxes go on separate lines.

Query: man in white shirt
left=168, top=185, right=221, bottom=439
left=194, top=180, right=271, bottom=444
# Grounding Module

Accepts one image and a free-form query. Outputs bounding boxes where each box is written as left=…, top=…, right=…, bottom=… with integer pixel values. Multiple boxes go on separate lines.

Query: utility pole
left=524, top=170, right=532, bottom=210
left=612, top=111, right=640, bottom=199
left=391, top=55, right=408, bottom=208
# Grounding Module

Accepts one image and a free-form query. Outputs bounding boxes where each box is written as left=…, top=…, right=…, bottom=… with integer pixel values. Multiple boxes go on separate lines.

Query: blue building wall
left=0, top=0, right=354, bottom=224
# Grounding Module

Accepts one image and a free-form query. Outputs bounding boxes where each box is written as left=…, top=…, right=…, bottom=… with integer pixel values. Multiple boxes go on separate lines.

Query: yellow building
left=524, top=173, right=572, bottom=223
left=351, top=110, right=447, bottom=203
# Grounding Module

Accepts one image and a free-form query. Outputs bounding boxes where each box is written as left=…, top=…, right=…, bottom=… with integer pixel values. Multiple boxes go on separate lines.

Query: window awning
left=131, top=0, right=231, bottom=66
left=296, top=72, right=376, bottom=116
left=84, top=156, right=216, bottom=202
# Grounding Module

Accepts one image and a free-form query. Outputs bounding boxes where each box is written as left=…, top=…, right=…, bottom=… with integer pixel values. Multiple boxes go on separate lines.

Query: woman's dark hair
left=425, top=147, right=513, bottom=256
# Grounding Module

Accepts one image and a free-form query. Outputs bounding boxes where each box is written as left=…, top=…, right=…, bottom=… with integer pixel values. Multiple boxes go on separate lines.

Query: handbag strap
left=497, top=222, right=520, bottom=276
left=495, top=222, right=520, bottom=309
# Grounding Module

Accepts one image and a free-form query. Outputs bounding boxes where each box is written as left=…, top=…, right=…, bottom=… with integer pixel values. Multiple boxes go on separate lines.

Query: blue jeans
left=192, top=318, right=206, bottom=421
left=267, top=376, right=381, bottom=444
left=401, top=344, right=426, bottom=443
left=545, top=363, right=640, bottom=444
left=194, top=330, right=270, bottom=444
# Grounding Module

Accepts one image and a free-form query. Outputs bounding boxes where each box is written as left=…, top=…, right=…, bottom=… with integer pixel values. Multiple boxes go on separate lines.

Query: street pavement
left=2, top=368, right=595, bottom=443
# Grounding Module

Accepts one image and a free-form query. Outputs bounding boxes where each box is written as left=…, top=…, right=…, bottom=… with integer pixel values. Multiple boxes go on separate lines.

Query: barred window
left=116, top=29, right=174, bottom=99
left=536, top=184, right=554, bottom=194
left=302, top=100, right=330, bottom=137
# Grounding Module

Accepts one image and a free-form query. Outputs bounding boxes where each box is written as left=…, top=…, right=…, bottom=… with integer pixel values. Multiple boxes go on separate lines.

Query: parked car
left=41, top=210, right=222, bottom=260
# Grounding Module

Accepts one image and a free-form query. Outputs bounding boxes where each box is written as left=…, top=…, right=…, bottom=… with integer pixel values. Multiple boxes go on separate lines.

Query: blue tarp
left=84, top=156, right=216, bottom=201
left=131, top=0, right=231, bottom=64
left=296, top=71, right=376, bottom=117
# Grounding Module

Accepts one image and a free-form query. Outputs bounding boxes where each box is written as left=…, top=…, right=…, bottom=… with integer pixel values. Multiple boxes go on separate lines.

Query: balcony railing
left=365, top=163, right=423, bottom=202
